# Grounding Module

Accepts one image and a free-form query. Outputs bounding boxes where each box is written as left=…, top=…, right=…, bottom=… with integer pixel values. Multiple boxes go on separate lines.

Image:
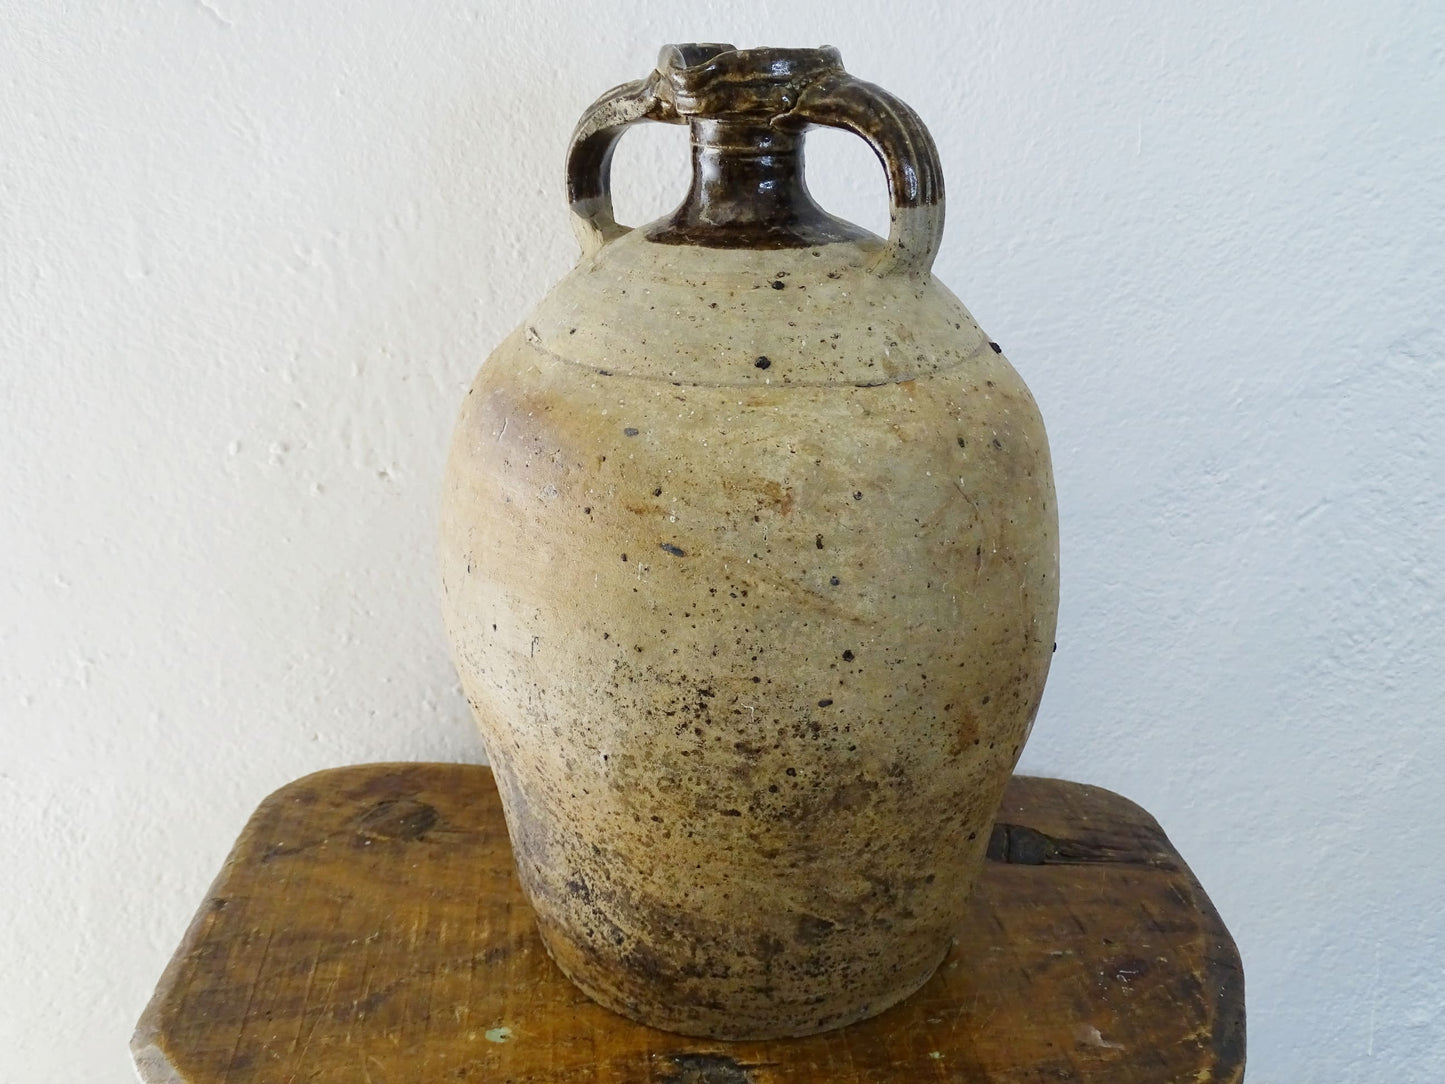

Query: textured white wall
left=3, top=1, right=1441, bottom=1079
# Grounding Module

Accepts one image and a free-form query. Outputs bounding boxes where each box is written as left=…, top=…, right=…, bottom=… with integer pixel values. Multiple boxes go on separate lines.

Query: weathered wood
left=133, top=764, right=1245, bottom=1082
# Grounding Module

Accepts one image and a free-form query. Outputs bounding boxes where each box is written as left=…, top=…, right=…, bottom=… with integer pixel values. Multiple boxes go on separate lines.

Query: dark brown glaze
left=565, top=72, right=671, bottom=253
left=565, top=75, right=665, bottom=212
left=657, top=44, right=844, bottom=118
left=645, top=119, right=867, bottom=249
left=783, top=71, right=944, bottom=210
left=566, top=44, right=944, bottom=264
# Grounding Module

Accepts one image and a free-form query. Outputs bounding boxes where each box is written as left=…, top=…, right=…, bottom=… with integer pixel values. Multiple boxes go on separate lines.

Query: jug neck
left=646, top=118, right=866, bottom=249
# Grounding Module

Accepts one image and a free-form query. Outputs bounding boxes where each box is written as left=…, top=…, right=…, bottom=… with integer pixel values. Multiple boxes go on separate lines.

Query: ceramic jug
left=440, top=43, right=1058, bottom=1039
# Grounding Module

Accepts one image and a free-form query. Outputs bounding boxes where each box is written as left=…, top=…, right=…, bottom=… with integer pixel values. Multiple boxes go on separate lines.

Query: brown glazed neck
left=646, top=118, right=865, bottom=248
left=643, top=45, right=866, bottom=249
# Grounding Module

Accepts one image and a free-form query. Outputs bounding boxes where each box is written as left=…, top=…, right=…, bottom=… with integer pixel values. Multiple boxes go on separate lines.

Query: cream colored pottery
left=440, top=43, right=1059, bottom=1039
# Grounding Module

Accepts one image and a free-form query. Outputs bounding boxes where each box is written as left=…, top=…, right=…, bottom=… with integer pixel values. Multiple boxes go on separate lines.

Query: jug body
left=440, top=44, right=1058, bottom=1039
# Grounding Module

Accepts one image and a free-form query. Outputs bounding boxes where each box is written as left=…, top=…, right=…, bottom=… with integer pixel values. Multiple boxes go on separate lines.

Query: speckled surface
left=7, top=6, right=1440, bottom=1077
left=440, top=220, right=1058, bottom=1035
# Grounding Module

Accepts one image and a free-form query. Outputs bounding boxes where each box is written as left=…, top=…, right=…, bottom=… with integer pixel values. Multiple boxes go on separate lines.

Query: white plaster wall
left=2, top=1, right=1441, bottom=1079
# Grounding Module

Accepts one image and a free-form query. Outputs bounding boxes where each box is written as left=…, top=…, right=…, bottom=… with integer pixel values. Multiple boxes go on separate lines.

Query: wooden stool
left=133, top=763, right=1245, bottom=1081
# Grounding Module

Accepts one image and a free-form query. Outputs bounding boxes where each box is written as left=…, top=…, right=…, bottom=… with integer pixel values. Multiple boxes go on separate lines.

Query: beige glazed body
left=440, top=44, right=1059, bottom=1039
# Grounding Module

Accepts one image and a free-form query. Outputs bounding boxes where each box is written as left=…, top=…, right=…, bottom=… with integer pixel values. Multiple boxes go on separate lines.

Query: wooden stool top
left=133, top=763, right=1244, bottom=1082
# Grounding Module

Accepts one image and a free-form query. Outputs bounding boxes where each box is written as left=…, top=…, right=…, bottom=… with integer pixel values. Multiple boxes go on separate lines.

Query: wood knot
left=662, top=1053, right=759, bottom=1084
left=986, top=822, right=1056, bottom=865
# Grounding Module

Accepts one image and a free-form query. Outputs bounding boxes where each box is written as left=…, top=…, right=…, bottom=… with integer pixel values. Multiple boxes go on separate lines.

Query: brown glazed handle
left=566, top=49, right=944, bottom=275
left=784, top=71, right=946, bottom=276
left=565, top=71, right=675, bottom=256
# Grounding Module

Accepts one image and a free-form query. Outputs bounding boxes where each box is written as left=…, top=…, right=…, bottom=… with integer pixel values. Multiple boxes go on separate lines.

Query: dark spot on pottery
left=796, top=914, right=836, bottom=943
left=754, top=356, right=771, bottom=369
left=624, top=427, right=640, bottom=436
left=989, top=341, right=1002, bottom=353
left=661, top=543, right=686, bottom=557
left=771, top=280, right=785, bottom=290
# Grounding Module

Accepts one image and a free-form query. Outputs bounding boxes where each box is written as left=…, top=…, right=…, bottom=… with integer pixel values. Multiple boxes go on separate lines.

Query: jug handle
left=783, top=72, right=945, bottom=277
left=565, top=67, right=944, bottom=276
left=565, top=72, right=673, bottom=257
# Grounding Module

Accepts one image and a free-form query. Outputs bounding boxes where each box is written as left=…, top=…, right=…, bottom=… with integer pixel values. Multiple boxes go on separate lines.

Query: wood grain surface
left=132, top=763, right=1244, bottom=1082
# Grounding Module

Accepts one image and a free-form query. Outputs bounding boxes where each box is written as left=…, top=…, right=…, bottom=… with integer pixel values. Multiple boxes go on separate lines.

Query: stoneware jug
left=440, top=43, right=1059, bottom=1039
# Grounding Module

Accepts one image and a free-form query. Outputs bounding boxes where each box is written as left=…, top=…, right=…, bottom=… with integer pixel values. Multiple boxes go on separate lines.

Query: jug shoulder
left=522, top=232, right=1004, bottom=389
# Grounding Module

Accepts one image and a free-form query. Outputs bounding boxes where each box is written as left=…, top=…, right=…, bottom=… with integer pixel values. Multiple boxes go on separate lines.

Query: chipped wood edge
left=128, top=767, right=391, bottom=1083
left=1022, top=776, right=1247, bottom=1081
left=129, top=1039, right=184, bottom=1084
